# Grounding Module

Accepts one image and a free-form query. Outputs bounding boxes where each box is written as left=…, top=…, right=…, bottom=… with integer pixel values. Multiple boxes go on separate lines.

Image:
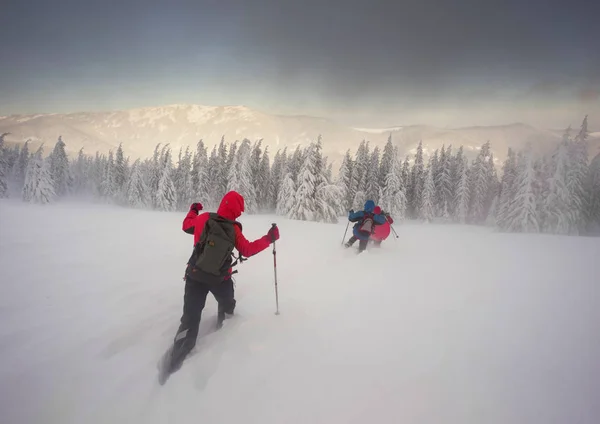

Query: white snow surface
left=1, top=200, right=600, bottom=424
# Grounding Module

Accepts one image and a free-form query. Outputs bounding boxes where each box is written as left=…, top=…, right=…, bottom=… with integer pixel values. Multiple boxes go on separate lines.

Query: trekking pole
left=271, top=223, right=280, bottom=315
left=341, top=221, right=350, bottom=245
left=385, top=215, right=399, bottom=239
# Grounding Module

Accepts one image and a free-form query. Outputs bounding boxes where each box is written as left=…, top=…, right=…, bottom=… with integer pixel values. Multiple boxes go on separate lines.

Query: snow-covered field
left=1, top=200, right=600, bottom=424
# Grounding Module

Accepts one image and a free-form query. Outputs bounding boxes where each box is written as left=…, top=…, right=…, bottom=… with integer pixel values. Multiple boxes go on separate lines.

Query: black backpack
left=185, top=213, right=243, bottom=284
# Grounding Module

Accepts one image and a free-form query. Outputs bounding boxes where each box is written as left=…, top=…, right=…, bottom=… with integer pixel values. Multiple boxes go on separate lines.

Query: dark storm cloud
left=225, top=0, right=599, bottom=97
left=0, top=0, right=598, bottom=126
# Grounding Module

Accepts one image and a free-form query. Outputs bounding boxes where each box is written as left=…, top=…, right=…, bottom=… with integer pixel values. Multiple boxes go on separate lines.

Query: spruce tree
left=22, top=145, right=56, bottom=204
left=155, top=146, right=177, bottom=211
left=505, top=147, right=540, bottom=233
left=217, top=137, right=229, bottom=201
left=584, top=152, right=600, bottom=234
left=174, top=146, right=193, bottom=211
left=469, top=141, right=495, bottom=224
left=10, top=140, right=30, bottom=191
left=290, top=144, right=317, bottom=221
left=544, top=141, right=571, bottom=234
left=567, top=115, right=589, bottom=234
left=349, top=140, right=369, bottom=206
left=206, top=146, right=220, bottom=208
left=276, top=172, right=296, bottom=217
left=127, top=159, right=149, bottom=208
left=381, top=146, right=407, bottom=220
left=420, top=159, right=435, bottom=222
left=337, top=149, right=353, bottom=211
left=0, top=133, right=9, bottom=198
left=49, top=136, right=72, bottom=198
left=496, top=148, right=518, bottom=229
left=269, top=148, right=288, bottom=212
left=435, top=145, right=453, bottom=218
left=227, top=139, right=257, bottom=213
left=192, top=140, right=211, bottom=207
left=365, top=146, right=380, bottom=203
left=455, top=156, right=470, bottom=224
left=114, top=143, right=127, bottom=202
left=101, top=150, right=116, bottom=201
left=409, top=141, right=424, bottom=218
left=379, top=135, right=394, bottom=190
left=258, top=147, right=271, bottom=212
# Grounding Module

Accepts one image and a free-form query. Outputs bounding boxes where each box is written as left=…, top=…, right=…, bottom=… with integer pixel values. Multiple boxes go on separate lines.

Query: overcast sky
left=0, top=0, right=598, bottom=129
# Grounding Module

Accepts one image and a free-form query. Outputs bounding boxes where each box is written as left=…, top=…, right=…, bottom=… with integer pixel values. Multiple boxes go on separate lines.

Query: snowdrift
left=1, top=200, right=600, bottom=424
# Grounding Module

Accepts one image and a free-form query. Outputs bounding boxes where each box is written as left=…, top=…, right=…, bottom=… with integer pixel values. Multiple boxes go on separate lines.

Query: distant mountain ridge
left=1, top=104, right=597, bottom=166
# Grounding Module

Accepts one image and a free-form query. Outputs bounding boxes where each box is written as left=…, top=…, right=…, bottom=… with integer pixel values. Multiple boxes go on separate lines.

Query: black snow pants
left=345, top=235, right=369, bottom=252
left=169, top=277, right=236, bottom=371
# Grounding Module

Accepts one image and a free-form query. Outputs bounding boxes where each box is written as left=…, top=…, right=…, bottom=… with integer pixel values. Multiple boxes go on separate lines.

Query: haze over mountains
left=1, top=104, right=597, bottom=166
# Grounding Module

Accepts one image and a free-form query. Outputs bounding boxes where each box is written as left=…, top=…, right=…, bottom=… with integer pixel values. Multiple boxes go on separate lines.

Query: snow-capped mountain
left=1, top=104, right=597, bottom=166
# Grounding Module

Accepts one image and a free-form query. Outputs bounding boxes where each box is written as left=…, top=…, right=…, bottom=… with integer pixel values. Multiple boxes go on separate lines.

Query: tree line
left=0, top=115, right=598, bottom=236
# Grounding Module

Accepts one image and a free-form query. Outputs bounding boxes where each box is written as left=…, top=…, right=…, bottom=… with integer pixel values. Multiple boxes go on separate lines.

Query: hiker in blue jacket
left=344, top=200, right=386, bottom=252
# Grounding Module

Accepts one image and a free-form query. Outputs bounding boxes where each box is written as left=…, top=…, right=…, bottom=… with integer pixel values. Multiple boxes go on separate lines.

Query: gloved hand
left=190, top=202, right=203, bottom=213
left=267, top=225, right=280, bottom=243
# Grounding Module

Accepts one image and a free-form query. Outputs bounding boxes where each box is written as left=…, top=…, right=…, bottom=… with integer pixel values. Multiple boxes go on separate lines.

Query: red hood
left=217, top=191, right=245, bottom=220
left=374, top=206, right=381, bottom=214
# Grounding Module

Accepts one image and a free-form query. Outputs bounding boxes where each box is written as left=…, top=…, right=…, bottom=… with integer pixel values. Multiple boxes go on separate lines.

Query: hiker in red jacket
left=370, top=206, right=394, bottom=246
left=161, top=191, right=279, bottom=380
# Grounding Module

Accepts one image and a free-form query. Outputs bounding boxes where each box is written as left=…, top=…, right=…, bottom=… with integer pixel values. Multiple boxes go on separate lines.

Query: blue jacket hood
left=364, top=200, right=375, bottom=213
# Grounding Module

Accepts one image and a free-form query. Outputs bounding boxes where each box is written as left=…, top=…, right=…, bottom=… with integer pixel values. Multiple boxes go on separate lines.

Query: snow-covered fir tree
left=585, top=152, right=600, bottom=234
left=313, top=138, right=343, bottom=223
left=469, top=141, right=495, bottom=224
left=567, top=115, right=589, bottom=234
left=227, top=139, right=257, bottom=213
left=22, top=145, right=56, bottom=204
left=364, top=146, right=380, bottom=203
left=378, top=135, right=394, bottom=191
left=0, top=133, right=9, bottom=198
left=10, top=140, right=30, bottom=192
left=214, top=137, right=228, bottom=202
left=504, top=146, right=540, bottom=233
left=534, top=155, right=551, bottom=229
left=101, top=150, right=117, bottom=201
left=174, top=146, right=193, bottom=211
left=315, top=182, right=343, bottom=223
left=496, top=148, right=518, bottom=230
left=155, top=146, right=177, bottom=211
left=257, top=147, right=271, bottom=212
left=70, top=148, right=84, bottom=195
left=336, top=149, right=353, bottom=211
left=408, top=141, right=424, bottom=218
left=381, top=146, right=407, bottom=220
left=349, top=140, right=369, bottom=208
left=205, top=146, right=220, bottom=208
left=269, top=148, right=287, bottom=212
left=434, top=145, right=453, bottom=218
left=420, top=159, right=435, bottom=222
left=544, top=141, right=572, bottom=234
left=455, top=156, right=470, bottom=224
left=290, top=143, right=317, bottom=221
left=191, top=140, right=211, bottom=208
left=352, top=190, right=366, bottom=211
left=276, top=172, right=296, bottom=217
left=286, top=146, right=303, bottom=183
left=450, top=146, right=465, bottom=215
left=113, top=143, right=128, bottom=203
left=49, top=136, right=72, bottom=198
left=126, top=159, right=149, bottom=208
